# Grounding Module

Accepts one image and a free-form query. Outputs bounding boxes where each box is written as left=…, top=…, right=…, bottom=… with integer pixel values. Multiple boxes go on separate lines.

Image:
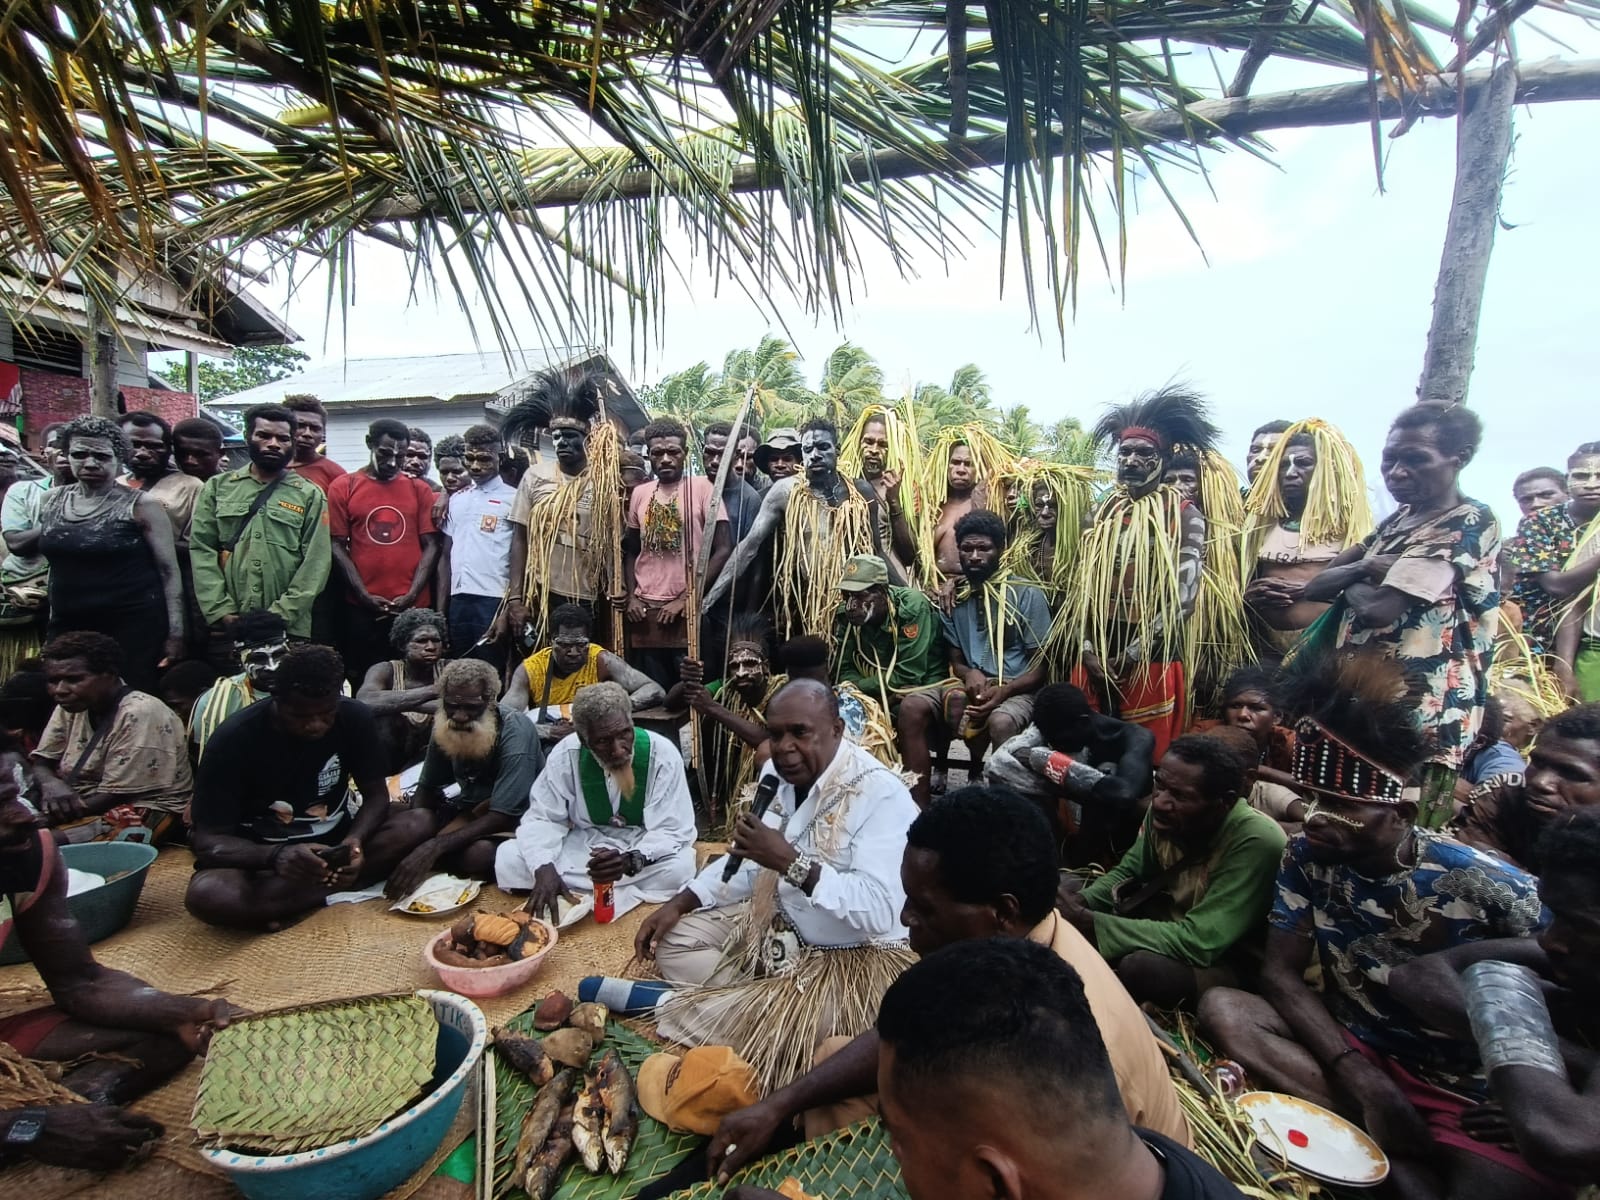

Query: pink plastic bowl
left=422, top=919, right=558, bottom=998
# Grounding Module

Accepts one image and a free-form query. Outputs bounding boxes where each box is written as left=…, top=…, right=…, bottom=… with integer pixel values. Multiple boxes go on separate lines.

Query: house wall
left=323, top=401, right=495, bottom=472
left=117, top=340, right=149, bottom=389
left=19, top=369, right=91, bottom=445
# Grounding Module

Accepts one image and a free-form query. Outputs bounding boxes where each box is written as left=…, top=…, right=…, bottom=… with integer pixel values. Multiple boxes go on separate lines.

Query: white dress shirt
left=686, top=741, right=918, bottom=947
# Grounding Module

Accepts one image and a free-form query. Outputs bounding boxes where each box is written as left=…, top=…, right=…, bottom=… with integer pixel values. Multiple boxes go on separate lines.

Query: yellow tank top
left=523, top=643, right=603, bottom=709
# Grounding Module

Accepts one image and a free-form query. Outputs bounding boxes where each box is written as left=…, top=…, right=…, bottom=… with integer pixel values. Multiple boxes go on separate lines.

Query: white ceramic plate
left=391, top=874, right=481, bottom=917
left=1237, top=1091, right=1389, bottom=1186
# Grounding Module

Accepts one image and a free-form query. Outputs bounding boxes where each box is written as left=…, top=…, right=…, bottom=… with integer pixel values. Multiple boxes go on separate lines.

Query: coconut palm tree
left=3, top=0, right=1591, bottom=394
left=913, top=363, right=1001, bottom=433
left=996, top=405, right=1043, bottom=458
left=637, top=362, right=731, bottom=431
left=718, top=336, right=818, bottom=428
left=816, top=343, right=886, bottom=427
left=1042, top=416, right=1101, bottom=468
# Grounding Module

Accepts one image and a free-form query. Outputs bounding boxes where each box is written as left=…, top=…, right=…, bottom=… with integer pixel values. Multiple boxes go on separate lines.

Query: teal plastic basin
left=0, top=838, right=159, bottom=965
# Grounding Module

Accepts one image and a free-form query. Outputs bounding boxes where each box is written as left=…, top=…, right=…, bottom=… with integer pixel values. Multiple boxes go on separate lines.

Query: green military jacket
left=832, top=585, right=948, bottom=703
left=190, top=467, right=332, bottom=637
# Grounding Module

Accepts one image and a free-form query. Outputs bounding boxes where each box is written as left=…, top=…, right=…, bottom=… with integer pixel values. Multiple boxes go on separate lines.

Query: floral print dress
left=1333, top=498, right=1501, bottom=770
left=1502, top=503, right=1577, bottom=655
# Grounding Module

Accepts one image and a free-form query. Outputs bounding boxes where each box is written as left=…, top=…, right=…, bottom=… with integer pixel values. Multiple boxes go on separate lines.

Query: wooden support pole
left=1416, top=60, right=1519, bottom=406
left=85, top=295, right=119, bottom=417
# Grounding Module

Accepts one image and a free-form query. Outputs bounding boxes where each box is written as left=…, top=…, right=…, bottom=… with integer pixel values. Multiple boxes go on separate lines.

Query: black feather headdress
left=1279, top=651, right=1432, bottom=803
left=1092, top=384, right=1219, bottom=456
left=499, top=366, right=603, bottom=450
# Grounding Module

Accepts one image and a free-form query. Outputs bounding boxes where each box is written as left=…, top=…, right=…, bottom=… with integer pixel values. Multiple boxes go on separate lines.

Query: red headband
left=1120, top=426, right=1166, bottom=450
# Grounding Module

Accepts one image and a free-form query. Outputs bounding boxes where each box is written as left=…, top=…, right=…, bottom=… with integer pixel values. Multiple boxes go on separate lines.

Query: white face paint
left=240, top=639, right=290, bottom=684
left=800, top=429, right=838, bottom=480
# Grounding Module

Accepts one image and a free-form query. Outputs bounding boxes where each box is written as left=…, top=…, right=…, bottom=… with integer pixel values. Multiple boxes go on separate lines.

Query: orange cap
left=637, top=1046, right=760, bottom=1136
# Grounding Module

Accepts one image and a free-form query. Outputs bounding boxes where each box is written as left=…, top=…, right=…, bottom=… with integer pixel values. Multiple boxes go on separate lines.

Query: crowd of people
left=1, top=369, right=1597, bottom=1200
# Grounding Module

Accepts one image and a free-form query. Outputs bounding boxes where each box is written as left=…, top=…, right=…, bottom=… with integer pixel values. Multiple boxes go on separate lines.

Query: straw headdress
left=1240, top=418, right=1374, bottom=571
left=998, top=458, right=1100, bottom=593
left=1178, top=448, right=1255, bottom=712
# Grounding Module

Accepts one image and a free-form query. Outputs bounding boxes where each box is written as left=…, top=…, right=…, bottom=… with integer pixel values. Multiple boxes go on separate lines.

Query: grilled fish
left=511, top=1069, right=576, bottom=1184
left=571, top=1071, right=607, bottom=1173
left=594, top=1048, right=638, bottom=1174
left=523, top=1102, right=577, bottom=1200
left=494, top=1029, right=555, bottom=1086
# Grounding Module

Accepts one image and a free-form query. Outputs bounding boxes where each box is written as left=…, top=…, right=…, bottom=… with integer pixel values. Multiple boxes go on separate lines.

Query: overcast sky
left=236, top=31, right=1600, bottom=526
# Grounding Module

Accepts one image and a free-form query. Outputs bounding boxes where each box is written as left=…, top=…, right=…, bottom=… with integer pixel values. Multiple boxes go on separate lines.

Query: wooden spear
left=597, top=379, right=625, bottom=651
left=688, top=383, right=758, bottom=822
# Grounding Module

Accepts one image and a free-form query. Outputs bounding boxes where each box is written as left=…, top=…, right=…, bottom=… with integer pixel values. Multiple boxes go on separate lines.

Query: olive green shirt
left=1081, top=799, right=1287, bottom=968
left=190, top=467, right=332, bottom=636
left=831, top=585, right=947, bottom=703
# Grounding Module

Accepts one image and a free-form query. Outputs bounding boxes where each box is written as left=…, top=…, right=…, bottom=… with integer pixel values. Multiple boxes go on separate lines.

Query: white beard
left=606, top=762, right=636, bottom=799
left=433, top=707, right=498, bottom=763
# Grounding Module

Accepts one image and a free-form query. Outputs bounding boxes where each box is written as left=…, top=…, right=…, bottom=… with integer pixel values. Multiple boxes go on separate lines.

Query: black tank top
left=39, top=485, right=160, bottom=616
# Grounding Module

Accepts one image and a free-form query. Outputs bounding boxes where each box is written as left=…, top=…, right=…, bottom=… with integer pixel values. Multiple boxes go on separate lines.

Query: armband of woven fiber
left=1463, top=960, right=1567, bottom=1077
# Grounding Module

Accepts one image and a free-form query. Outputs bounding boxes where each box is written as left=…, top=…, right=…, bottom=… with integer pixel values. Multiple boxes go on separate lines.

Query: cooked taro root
left=542, top=1028, right=594, bottom=1069
left=436, top=911, right=551, bottom=967
left=534, top=991, right=573, bottom=1030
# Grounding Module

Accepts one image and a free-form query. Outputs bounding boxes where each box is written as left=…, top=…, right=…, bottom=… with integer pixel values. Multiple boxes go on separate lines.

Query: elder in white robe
left=495, top=727, right=696, bottom=916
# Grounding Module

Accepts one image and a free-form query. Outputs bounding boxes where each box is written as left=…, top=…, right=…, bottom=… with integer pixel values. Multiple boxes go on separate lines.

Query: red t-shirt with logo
left=326, top=470, right=438, bottom=605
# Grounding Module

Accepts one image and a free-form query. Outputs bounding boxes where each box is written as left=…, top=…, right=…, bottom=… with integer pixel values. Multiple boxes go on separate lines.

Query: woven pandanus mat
left=668, top=1118, right=906, bottom=1200
left=492, top=1009, right=700, bottom=1200
left=192, top=992, right=437, bottom=1154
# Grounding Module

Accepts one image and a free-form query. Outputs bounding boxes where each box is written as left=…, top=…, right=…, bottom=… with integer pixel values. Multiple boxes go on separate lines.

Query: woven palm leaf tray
left=492, top=1008, right=701, bottom=1200
left=668, top=1117, right=907, bottom=1200
left=193, top=993, right=437, bottom=1155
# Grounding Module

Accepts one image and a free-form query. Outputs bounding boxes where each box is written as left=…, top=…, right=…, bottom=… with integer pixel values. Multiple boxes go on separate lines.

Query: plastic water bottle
left=594, top=879, right=615, bottom=924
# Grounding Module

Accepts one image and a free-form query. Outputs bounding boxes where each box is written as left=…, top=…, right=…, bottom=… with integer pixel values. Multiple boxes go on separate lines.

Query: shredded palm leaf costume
left=500, top=367, right=625, bottom=645
left=1048, top=387, right=1219, bottom=753
left=1239, top=419, right=1374, bottom=565
left=840, top=400, right=926, bottom=586
left=1237, top=419, right=1374, bottom=663
left=1489, top=613, right=1572, bottom=728
left=999, top=459, right=1100, bottom=601
left=774, top=482, right=876, bottom=638
left=711, top=673, right=788, bottom=832
left=1182, top=448, right=1256, bottom=712
left=921, top=424, right=1015, bottom=583
left=1050, top=486, right=1191, bottom=689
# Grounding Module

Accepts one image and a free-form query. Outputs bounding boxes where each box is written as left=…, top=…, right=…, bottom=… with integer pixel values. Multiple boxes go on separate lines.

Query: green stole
left=578, top=728, right=651, bottom=828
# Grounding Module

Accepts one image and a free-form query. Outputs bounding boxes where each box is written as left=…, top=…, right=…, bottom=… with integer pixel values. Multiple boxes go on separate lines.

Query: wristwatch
left=784, top=852, right=816, bottom=889
left=4, top=1107, right=46, bottom=1147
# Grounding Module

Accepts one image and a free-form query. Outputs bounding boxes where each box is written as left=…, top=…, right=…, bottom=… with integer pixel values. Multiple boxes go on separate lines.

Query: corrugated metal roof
left=219, top=347, right=598, bottom=408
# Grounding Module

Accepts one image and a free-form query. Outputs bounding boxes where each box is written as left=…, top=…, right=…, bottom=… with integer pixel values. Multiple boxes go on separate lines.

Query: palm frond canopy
left=2, top=0, right=1592, bottom=346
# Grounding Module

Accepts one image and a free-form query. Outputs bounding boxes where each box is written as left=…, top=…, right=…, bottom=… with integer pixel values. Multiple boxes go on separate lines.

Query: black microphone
left=722, top=773, right=782, bottom=882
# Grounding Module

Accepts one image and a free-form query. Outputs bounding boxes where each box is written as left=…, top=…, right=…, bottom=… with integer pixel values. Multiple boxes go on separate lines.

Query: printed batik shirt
left=1503, top=503, right=1577, bottom=654
left=1270, top=830, right=1544, bottom=1093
